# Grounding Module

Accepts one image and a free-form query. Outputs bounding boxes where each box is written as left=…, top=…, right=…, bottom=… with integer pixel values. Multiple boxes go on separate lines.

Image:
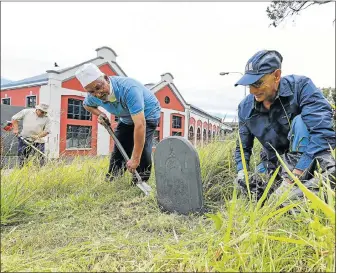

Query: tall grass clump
left=1, top=134, right=335, bottom=272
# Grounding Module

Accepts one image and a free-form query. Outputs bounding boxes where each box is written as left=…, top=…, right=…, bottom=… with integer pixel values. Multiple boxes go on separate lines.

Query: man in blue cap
left=234, top=50, right=335, bottom=201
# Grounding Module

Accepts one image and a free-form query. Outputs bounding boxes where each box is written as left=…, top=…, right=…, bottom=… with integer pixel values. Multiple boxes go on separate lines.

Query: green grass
left=1, top=135, right=335, bottom=272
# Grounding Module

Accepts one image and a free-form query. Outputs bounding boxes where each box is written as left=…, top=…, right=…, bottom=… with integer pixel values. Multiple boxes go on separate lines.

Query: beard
left=99, top=93, right=109, bottom=101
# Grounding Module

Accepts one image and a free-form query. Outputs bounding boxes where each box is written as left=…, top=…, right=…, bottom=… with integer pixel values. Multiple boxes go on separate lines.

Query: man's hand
left=284, top=169, right=304, bottom=184
left=31, top=134, right=40, bottom=141
left=234, top=170, right=246, bottom=192
left=274, top=169, right=303, bottom=197
left=98, top=113, right=109, bottom=125
left=236, top=170, right=245, bottom=182
left=274, top=178, right=294, bottom=197
left=13, top=128, right=19, bottom=136
left=126, top=157, right=140, bottom=173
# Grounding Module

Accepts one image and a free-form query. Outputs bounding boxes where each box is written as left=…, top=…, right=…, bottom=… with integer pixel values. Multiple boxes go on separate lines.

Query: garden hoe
left=99, top=116, right=152, bottom=196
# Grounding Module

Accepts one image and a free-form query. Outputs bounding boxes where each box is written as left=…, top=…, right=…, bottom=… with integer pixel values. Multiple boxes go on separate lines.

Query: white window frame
left=26, top=95, right=37, bottom=108
left=1, top=97, right=11, bottom=105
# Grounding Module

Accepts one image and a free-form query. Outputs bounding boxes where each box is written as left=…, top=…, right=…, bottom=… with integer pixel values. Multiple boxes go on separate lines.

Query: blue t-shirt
left=83, top=76, right=161, bottom=125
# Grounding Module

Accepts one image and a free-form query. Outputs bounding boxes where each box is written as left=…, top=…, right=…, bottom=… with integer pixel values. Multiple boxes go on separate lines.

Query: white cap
left=75, top=63, right=104, bottom=88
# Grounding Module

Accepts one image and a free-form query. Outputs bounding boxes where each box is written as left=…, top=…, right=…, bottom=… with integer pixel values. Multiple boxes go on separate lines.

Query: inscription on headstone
left=154, top=136, right=203, bottom=215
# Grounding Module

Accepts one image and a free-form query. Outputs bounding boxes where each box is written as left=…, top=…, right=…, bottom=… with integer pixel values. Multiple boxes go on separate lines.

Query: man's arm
left=130, top=111, right=146, bottom=164
left=11, top=109, right=28, bottom=136
left=82, top=95, right=109, bottom=123
left=34, top=117, right=52, bottom=139
left=83, top=105, right=108, bottom=124
left=124, top=86, right=146, bottom=172
left=235, top=108, right=255, bottom=173
left=84, top=105, right=105, bottom=116
left=294, top=78, right=336, bottom=174
left=11, top=120, right=19, bottom=136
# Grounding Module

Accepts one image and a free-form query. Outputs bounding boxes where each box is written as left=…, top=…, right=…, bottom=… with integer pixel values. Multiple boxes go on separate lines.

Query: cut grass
left=1, top=135, right=335, bottom=272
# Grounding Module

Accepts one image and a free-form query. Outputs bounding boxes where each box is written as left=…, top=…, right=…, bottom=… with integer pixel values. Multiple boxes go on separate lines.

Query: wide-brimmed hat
left=35, top=103, right=49, bottom=113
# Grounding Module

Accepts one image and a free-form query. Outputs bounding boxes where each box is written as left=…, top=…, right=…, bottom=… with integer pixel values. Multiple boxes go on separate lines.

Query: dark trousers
left=107, top=119, right=159, bottom=183
left=18, top=137, right=45, bottom=168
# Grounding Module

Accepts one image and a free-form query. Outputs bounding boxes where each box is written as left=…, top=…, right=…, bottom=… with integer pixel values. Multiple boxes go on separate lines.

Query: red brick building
left=1, top=46, right=232, bottom=158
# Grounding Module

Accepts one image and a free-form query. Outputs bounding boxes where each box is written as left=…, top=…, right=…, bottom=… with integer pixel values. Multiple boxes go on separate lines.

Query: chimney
left=95, top=46, right=118, bottom=62
left=160, top=73, right=174, bottom=84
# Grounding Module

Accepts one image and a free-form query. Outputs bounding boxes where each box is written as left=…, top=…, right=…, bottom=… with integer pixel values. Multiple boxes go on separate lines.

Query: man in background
left=12, top=103, right=51, bottom=168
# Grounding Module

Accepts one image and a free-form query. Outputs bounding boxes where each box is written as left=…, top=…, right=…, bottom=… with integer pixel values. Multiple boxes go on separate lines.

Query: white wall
left=188, top=111, right=224, bottom=146
left=96, top=107, right=112, bottom=156
left=39, top=77, right=63, bottom=159
left=160, top=108, right=186, bottom=140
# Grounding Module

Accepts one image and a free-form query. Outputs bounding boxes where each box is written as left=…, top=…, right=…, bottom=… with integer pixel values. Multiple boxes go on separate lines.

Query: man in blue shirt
left=75, top=63, right=161, bottom=184
left=233, top=50, right=335, bottom=199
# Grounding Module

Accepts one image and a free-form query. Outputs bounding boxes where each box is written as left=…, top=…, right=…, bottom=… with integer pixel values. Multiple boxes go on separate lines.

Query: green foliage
left=1, top=137, right=335, bottom=272
left=266, top=1, right=333, bottom=27
left=321, top=87, right=336, bottom=106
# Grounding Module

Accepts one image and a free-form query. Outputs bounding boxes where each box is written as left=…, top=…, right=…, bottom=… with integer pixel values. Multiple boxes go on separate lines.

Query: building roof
left=1, top=77, right=13, bottom=85
left=0, top=56, right=105, bottom=90
left=189, top=104, right=223, bottom=123
left=1, top=73, right=49, bottom=89
left=149, top=73, right=232, bottom=131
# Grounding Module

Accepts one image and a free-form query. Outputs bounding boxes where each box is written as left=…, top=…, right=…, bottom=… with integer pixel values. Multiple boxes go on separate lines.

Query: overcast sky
left=1, top=2, right=335, bottom=121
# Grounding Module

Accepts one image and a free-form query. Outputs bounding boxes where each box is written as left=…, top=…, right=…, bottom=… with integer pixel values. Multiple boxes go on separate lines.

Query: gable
left=155, top=85, right=185, bottom=112
left=61, top=63, right=117, bottom=91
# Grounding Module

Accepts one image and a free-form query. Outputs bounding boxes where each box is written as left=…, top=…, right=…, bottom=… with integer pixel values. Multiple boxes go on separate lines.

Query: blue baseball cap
left=235, top=50, right=283, bottom=87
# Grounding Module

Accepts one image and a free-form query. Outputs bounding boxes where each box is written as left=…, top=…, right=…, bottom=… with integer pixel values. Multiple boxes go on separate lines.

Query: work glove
left=234, top=170, right=247, bottom=194
left=273, top=178, right=294, bottom=197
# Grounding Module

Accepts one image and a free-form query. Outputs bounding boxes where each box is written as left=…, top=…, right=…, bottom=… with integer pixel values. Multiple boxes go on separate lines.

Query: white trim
left=25, top=95, right=37, bottom=108
left=151, top=80, right=189, bottom=110
left=65, top=148, right=92, bottom=151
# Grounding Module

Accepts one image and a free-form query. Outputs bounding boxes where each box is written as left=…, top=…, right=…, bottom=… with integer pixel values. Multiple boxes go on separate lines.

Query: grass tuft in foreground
left=1, top=136, right=335, bottom=272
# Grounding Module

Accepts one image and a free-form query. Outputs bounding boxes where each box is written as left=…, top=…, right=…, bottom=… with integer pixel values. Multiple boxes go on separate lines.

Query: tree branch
left=266, top=0, right=334, bottom=27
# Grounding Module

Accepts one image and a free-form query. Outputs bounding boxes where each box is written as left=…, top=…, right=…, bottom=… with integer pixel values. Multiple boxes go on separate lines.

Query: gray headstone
left=154, top=136, right=203, bottom=215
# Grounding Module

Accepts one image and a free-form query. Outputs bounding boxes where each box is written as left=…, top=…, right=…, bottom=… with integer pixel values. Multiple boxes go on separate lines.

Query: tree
left=266, top=1, right=334, bottom=27
left=321, top=87, right=336, bottom=129
left=321, top=87, right=336, bottom=106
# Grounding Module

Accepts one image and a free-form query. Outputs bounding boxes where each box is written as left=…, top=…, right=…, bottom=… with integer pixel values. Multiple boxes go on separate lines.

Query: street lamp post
left=219, top=71, right=247, bottom=98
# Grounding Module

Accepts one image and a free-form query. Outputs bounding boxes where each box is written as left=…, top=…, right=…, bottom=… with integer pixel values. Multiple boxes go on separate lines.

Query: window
left=172, top=115, right=182, bottom=129
left=2, top=98, right=10, bottom=105
left=26, top=96, right=36, bottom=108
left=164, top=96, right=170, bottom=104
left=208, top=130, right=211, bottom=139
left=197, top=128, right=201, bottom=140
left=67, top=99, right=92, bottom=120
left=172, top=131, right=182, bottom=136
left=203, top=129, right=207, bottom=141
left=153, top=130, right=160, bottom=146
left=66, top=125, right=92, bottom=149
left=188, top=126, right=194, bottom=140
left=213, top=131, right=215, bottom=139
